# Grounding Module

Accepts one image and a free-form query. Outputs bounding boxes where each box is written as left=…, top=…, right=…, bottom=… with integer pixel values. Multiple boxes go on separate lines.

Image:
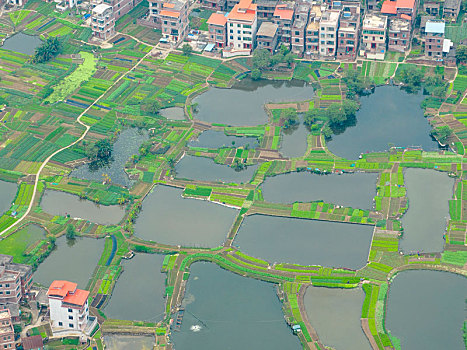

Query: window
left=5, top=284, right=9, bottom=288
left=69, top=323, right=74, bottom=328
left=68, top=308, right=73, bottom=313
left=5, top=291, right=9, bottom=295
left=58, top=322, right=63, bottom=326
left=69, top=316, right=73, bottom=320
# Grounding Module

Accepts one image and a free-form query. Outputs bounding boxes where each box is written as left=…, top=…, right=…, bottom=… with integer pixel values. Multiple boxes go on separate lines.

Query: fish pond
left=71, top=128, right=148, bottom=187
left=234, top=215, right=373, bottom=269
left=401, top=168, right=453, bottom=253
left=2, top=33, right=41, bottom=55
left=386, top=270, right=467, bottom=350
left=326, top=86, right=438, bottom=159
left=261, top=171, right=378, bottom=209
left=104, top=254, right=166, bottom=321
left=189, top=129, right=259, bottom=149
left=159, top=107, right=186, bottom=120
left=40, top=190, right=125, bottom=225
left=279, top=117, right=309, bottom=159
left=134, top=185, right=237, bottom=247
left=171, top=262, right=301, bottom=349
left=103, top=335, right=155, bottom=350
left=193, top=78, right=314, bottom=126
left=304, top=286, right=371, bottom=350
left=0, top=180, right=17, bottom=215
left=175, top=155, right=257, bottom=184
left=34, top=236, right=104, bottom=288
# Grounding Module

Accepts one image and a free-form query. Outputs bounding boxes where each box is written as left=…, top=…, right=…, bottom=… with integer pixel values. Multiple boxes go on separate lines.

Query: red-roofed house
left=208, top=12, right=228, bottom=47
left=148, top=0, right=189, bottom=45
left=226, top=0, right=257, bottom=53
left=272, top=3, right=294, bottom=44
left=381, top=0, right=417, bottom=22
left=48, top=281, right=91, bottom=335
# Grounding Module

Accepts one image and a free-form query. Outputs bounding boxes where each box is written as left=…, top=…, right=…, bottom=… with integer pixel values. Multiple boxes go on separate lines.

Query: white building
left=47, top=281, right=93, bottom=336
left=319, top=9, right=340, bottom=57
left=91, top=3, right=116, bottom=40
left=226, top=0, right=258, bottom=54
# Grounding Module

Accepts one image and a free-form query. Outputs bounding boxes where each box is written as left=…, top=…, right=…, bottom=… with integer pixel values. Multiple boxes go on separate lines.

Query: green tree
left=284, top=53, right=295, bottom=67
left=252, top=48, right=272, bottom=69
left=303, top=109, right=324, bottom=127
left=431, top=126, right=452, bottom=144
left=326, top=100, right=359, bottom=127
left=66, top=224, right=76, bottom=240
left=142, top=100, right=161, bottom=116
left=33, top=36, right=63, bottom=63
left=281, top=108, right=298, bottom=129
left=182, top=44, right=193, bottom=56
left=231, top=158, right=245, bottom=171
left=251, top=68, right=262, bottom=80
left=397, top=65, right=423, bottom=93
left=455, top=45, right=467, bottom=63
left=87, top=139, right=113, bottom=165
left=343, top=69, right=371, bottom=99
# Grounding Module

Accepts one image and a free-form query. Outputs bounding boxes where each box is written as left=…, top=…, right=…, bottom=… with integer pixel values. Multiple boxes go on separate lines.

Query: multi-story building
left=92, top=0, right=141, bottom=20
left=0, top=309, right=15, bottom=350
left=290, top=2, right=310, bottom=55
left=360, top=13, right=388, bottom=60
left=48, top=281, right=90, bottom=333
left=207, top=12, right=228, bottom=48
left=337, top=5, right=360, bottom=60
left=367, top=0, right=378, bottom=11
left=200, top=0, right=226, bottom=11
left=443, top=0, right=461, bottom=21
left=0, top=255, right=32, bottom=305
left=256, top=22, right=279, bottom=51
left=272, top=3, right=294, bottom=45
left=226, top=0, right=257, bottom=53
left=256, top=0, right=279, bottom=21
left=304, top=6, right=322, bottom=58
left=388, top=17, right=410, bottom=52
left=91, top=4, right=115, bottom=40
left=420, top=15, right=435, bottom=33
left=319, top=9, right=340, bottom=58
left=424, top=19, right=445, bottom=59
left=381, top=0, right=417, bottom=23
left=149, top=0, right=190, bottom=45
left=423, top=1, right=440, bottom=16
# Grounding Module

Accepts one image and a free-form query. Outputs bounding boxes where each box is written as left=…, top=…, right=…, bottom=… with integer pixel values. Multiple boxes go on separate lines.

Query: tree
left=303, top=109, right=324, bottom=127
left=281, top=108, right=298, bottom=129
left=284, top=52, right=295, bottom=67
left=142, top=100, right=161, bottom=116
left=252, top=48, right=272, bottom=69
left=455, top=45, right=467, bottom=64
left=231, top=158, right=245, bottom=171
left=87, top=138, right=113, bottom=167
left=182, top=44, right=193, bottom=56
left=343, top=70, right=371, bottom=98
left=431, top=126, right=452, bottom=145
left=251, top=68, right=262, bottom=80
left=397, top=65, right=423, bottom=93
left=33, top=36, right=63, bottom=63
left=326, top=100, right=359, bottom=127
left=66, top=224, right=76, bottom=240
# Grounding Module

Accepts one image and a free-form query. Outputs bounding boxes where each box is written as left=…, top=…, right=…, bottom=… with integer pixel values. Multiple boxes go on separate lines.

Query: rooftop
left=362, top=13, right=388, bottom=29
left=389, top=17, right=410, bottom=31
left=92, top=3, right=111, bottom=15
left=48, top=280, right=89, bottom=307
left=321, top=9, right=340, bottom=25
left=22, top=335, right=44, bottom=350
left=207, top=12, right=227, bottom=26
left=257, top=21, right=278, bottom=37
left=444, top=0, right=460, bottom=9
left=160, top=9, right=180, bottom=18
left=227, top=0, right=257, bottom=22
left=273, top=4, right=294, bottom=20
left=381, top=0, right=397, bottom=14
left=425, top=20, right=445, bottom=34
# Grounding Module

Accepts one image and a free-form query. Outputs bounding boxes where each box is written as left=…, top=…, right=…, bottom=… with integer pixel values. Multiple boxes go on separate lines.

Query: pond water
left=261, top=172, right=377, bottom=209
left=234, top=215, right=373, bottom=269
left=193, top=78, right=314, bottom=126
left=40, top=190, right=125, bottom=225
left=386, top=270, right=467, bottom=350
left=159, top=107, right=186, bottom=120
left=134, top=185, right=237, bottom=247
left=2, top=33, right=42, bottom=55
left=280, top=117, right=309, bottom=158
left=171, top=262, right=300, bottom=350
left=103, top=335, right=155, bottom=350
left=104, top=254, right=166, bottom=321
left=71, top=128, right=148, bottom=187
left=189, top=130, right=259, bottom=149
left=34, top=236, right=104, bottom=288
left=401, top=169, right=453, bottom=253
left=304, top=286, right=371, bottom=350
left=0, top=180, right=17, bottom=215
left=176, top=155, right=258, bottom=184
left=327, top=86, right=438, bottom=159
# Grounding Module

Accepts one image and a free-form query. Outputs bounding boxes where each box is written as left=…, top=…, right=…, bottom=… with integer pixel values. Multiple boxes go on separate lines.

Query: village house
left=319, top=9, right=340, bottom=58
left=200, top=0, right=226, bottom=11
left=207, top=12, right=228, bottom=47
left=226, top=0, right=258, bottom=54
left=91, top=3, right=116, bottom=40
left=256, top=21, right=279, bottom=51
left=423, top=0, right=440, bottom=16
left=443, top=0, right=461, bottom=21
left=420, top=15, right=436, bottom=34
left=0, top=309, right=15, bottom=350
left=256, top=0, right=279, bottom=21
left=304, top=5, right=322, bottom=58
left=148, top=0, right=190, bottom=45
left=380, top=0, right=417, bottom=23
left=336, top=4, right=360, bottom=60
left=291, top=2, right=310, bottom=55
left=272, top=3, right=294, bottom=45
left=48, top=280, right=96, bottom=338
left=424, top=19, right=445, bottom=59
left=0, top=255, right=32, bottom=305
left=388, top=17, right=411, bottom=52
left=91, top=0, right=141, bottom=20
left=360, top=13, right=388, bottom=60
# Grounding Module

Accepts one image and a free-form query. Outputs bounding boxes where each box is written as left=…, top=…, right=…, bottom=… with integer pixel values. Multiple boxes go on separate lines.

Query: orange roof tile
left=207, top=13, right=227, bottom=26
left=381, top=0, right=397, bottom=14
left=163, top=3, right=175, bottom=8
left=400, top=13, right=412, bottom=20
left=274, top=5, right=293, bottom=20
left=160, top=9, right=180, bottom=18
left=227, top=1, right=256, bottom=22
left=396, top=0, right=415, bottom=9
left=63, top=289, right=89, bottom=307
left=47, top=280, right=77, bottom=298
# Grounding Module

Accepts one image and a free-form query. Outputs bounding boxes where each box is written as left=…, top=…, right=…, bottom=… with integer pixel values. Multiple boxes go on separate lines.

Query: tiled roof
left=63, top=288, right=89, bottom=307
left=160, top=9, right=180, bottom=18
left=227, top=0, right=256, bottom=22
left=47, top=280, right=77, bottom=298
left=207, top=12, right=227, bottom=26
left=396, top=0, right=415, bottom=9
left=273, top=4, right=293, bottom=20
left=381, top=0, right=397, bottom=14
left=22, top=335, right=44, bottom=350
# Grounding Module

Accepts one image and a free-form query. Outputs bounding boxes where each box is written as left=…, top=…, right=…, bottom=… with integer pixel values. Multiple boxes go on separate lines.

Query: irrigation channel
left=1, top=32, right=41, bottom=55
left=188, top=129, right=259, bottom=149
left=326, top=86, right=439, bottom=159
